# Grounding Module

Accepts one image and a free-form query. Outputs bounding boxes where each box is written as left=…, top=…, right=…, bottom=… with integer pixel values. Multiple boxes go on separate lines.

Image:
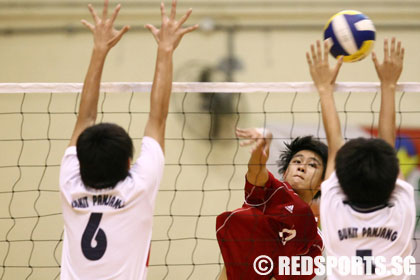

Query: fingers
left=102, top=0, right=109, bottom=20
left=396, top=41, right=401, bottom=56
left=374, top=38, right=405, bottom=65
left=177, top=8, right=192, bottom=28
left=145, top=24, right=160, bottom=41
left=309, top=40, right=329, bottom=65
left=236, top=128, right=259, bottom=140
left=239, top=139, right=255, bottom=147
left=371, top=51, right=380, bottom=69
left=180, top=24, right=199, bottom=36
left=395, top=40, right=404, bottom=62
left=113, top=25, right=130, bottom=42
left=306, top=52, right=312, bottom=66
left=383, top=38, right=389, bottom=62
left=119, top=25, right=131, bottom=37
left=170, top=0, right=177, bottom=20
left=110, top=4, right=121, bottom=25
left=390, top=37, right=396, bottom=56
left=235, top=128, right=252, bottom=139
left=88, top=4, right=100, bottom=23
left=323, top=40, right=330, bottom=63
left=81, top=19, right=95, bottom=32
left=160, top=2, right=166, bottom=20
left=310, top=44, right=317, bottom=63
left=316, top=40, right=322, bottom=62
left=332, top=56, right=343, bottom=83
left=386, top=38, right=404, bottom=61
left=236, top=127, right=270, bottom=140
left=108, top=25, right=130, bottom=46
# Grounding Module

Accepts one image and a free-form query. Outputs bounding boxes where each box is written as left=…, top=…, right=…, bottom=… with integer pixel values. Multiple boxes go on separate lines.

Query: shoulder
left=321, top=171, right=339, bottom=191
left=321, top=171, right=344, bottom=201
left=127, top=136, right=165, bottom=198
left=390, top=178, right=415, bottom=213
left=60, top=146, right=81, bottom=188
left=393, top=178, right=415, bottom=197
left=131, top=136, right=164, bottom=174
left=141, top=136, right=164, bottom=158
left=62, top=146, right=77, bottom=160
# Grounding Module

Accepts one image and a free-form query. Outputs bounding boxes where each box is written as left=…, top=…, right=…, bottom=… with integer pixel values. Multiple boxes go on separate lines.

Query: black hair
left=76, top=123, right=134, bottom=189
left=277, top=136, right=328, bottom=179
left=335, top=138, right=399, bottom=208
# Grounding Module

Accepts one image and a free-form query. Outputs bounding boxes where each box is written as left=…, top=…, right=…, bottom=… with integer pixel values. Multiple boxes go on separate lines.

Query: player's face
left=283, top=150, right=324, bottom=197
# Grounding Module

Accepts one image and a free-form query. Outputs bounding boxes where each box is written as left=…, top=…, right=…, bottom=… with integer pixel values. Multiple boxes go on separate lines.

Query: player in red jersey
left=216, top=128, right=327, bottom=280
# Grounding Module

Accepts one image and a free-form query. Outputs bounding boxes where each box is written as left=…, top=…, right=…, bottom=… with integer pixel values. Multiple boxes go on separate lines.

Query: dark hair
left=76, top=123, right=134, bottom=189
left=277, top=136, right=328, bottom=179
left=335, top=138, right=399, bottom=207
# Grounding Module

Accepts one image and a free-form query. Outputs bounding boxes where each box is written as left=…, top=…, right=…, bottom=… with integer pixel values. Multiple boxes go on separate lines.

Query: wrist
left=158, top=45, right=175, bottom=54
left=380, top=82, right=397, bottom=90
left=256, top=128, right=273, bottom=139
left=92, top=46, right=109, bottom=58
left=317, top=85, right=334, bottom=95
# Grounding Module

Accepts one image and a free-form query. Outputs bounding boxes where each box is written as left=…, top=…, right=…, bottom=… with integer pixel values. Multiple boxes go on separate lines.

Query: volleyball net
left=0, top=82, right=419, bottom=280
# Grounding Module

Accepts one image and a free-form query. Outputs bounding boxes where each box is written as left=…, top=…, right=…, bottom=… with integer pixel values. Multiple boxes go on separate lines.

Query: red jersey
left=216, top=172, right=323, bottom=280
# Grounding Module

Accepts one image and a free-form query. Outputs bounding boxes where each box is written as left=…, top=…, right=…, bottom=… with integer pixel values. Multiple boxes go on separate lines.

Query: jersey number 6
left=81, top=212, right=107, bottom=261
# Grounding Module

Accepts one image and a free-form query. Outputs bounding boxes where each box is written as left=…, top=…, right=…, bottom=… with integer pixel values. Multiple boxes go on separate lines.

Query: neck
left=295, top=189, right=315, bottom=204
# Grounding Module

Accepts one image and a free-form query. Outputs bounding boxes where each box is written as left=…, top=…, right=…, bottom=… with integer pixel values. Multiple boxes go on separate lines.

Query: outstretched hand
left=81, top=0, right=130, bottom=53
left=145, top=0, right=199, bottom=51
left=236, top=128, right=273, bottom=163
left=307, top=40, right=343, bottom=93
left=372, top=38, right=404, bottom=87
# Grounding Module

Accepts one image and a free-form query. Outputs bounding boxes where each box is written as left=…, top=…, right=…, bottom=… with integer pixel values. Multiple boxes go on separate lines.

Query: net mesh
left=0, top=82, right=419, bottom=280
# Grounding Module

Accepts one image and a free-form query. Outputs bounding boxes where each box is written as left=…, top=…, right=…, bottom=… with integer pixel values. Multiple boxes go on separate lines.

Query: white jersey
left=59, top=136, right=164, bottom=280
left=320, top=172, right=415, bottom=280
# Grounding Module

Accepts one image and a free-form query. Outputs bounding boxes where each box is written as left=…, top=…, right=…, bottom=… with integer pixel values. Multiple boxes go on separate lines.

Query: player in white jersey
left=307, top=38, right=415, bottom=280
left=59, top=1, right=198, bottom=279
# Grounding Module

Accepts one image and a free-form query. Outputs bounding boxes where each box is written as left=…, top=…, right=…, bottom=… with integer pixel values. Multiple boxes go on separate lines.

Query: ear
left=127, top=158, right=131, bottom=170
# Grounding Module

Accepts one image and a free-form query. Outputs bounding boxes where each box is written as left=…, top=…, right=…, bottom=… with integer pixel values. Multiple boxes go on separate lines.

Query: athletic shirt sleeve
left=59, top=146, right=81, bottom=191
left=392, top=177, right=415, bottom=205
left=129, top=136, right=165, bottom=202
left=244, top=172, right=283, bottom=205
left=245, top=172, right=322, bottom=256
left=320, top=171, right=345, bottom=211
left=389, top=177, right=416, bottom=242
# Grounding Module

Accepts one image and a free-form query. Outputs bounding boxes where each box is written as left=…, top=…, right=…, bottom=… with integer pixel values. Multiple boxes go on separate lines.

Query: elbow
left=150, top=108, right=169, bottom=123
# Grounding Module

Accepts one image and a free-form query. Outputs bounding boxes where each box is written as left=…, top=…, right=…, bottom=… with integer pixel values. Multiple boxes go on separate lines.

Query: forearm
left=378, top=84, right=396, bottom=148
left=246, top=152, right=269, bottom=187
left=143, top=47, right=174, bottom=150
left=143, top=1, right=197, bottom=150
left=149, top=47, right=173, bottom=122
left=319, top=89, right=344, bottom=155
left=78, top=48, right=108, bottom=124
left=69, top=49, right=107, bottom=146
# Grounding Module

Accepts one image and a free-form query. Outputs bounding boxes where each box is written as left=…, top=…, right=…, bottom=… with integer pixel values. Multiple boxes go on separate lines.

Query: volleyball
left=324, top=10, right=376, bottom=62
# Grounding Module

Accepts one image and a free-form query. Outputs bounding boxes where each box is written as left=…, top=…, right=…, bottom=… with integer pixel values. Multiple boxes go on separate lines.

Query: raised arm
left=373, top=38, right=404, bottom=147
left=307, top=40, right=344, bottom=179
left=69, top=0, right=130, bottom=147
left=144, top=0, right=198, bottom=152
left=372, top=38, right=404, bottom=178
left=236, top=128, right=273, bottom=186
